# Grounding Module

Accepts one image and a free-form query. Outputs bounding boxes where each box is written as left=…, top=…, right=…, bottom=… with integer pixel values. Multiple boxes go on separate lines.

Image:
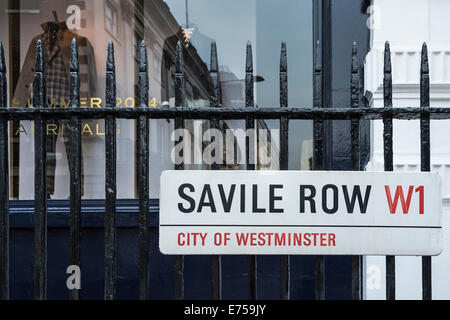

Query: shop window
left=3, top=0, right=314, bottom=200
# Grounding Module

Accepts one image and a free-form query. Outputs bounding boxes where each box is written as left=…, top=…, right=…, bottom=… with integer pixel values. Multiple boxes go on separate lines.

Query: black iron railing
left=0, top=37, right=437, bottom=300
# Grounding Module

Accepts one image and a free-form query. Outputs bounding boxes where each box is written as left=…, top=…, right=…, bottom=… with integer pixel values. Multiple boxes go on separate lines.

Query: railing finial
left=421, top=42, right=429, bottom=75
left=107, top=40, right=115, bottom=72
left=420, top=42, right=430, bottom=109
left=280, top=41, right=288, bottom=108
left=210, top=41, right=221, bottom=108
left=106, top=40, right=116, bottom=108
left=70, top=38, right=79, bottom=72
left=383, top=41, right=392, bottom=109
left=33, top=40, right=46, bottom=109
left=245, top=41, right=254, bottom=108
left=35, top=40, right=45, bottom=74
left=0, top=42, right=5, bottom=74
left=69, top=38, right=80, bottom=109
left=0, top=42, right=7, bottom=108
left=351, top=41, right=360, bottom=108
left=384, top=41, right=391, bottom=74
left=139, top=40, right=148, bottom=73
left=175, top=40, right=185, bottom=107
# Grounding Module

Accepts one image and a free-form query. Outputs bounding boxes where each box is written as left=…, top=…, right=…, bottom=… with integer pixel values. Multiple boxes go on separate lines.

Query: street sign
left=159, top=170, right=442, bottom=256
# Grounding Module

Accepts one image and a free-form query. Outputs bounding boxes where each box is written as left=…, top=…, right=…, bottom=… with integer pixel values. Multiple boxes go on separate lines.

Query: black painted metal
left=68, top=39, right=82, bottom=300
left=4, top=106, right=450, bottom=120
left=0, top=42, right=9, bottom=300
left=209, top=41, right=222, bottom=300
left=383, top=41, right=395, bottom=301
left=245, top=42, right=257, bottom=301
left=137, top=40, right=150, bottom=300
left=0, top=39, right=440, bottom=301
left=279, top=42, right=290, bottom=300
left=420, top=43, right=432, bottom=301
left=173, top=40, right=185, bottom=300
left=33, top=40, right=47, bottom=300
left=105, top=40, right=117, bottom=300
left=313, top=39, right=325, bottom=301
left=350, top=42, right=362, bottom=300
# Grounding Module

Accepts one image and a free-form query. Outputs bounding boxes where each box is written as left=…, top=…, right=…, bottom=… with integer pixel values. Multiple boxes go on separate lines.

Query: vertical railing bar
left=313, top=39, right=325, bottom=301
left=105, top=40, right=117, bottom=300
left=137, top=40, right=150, bottom=300
left=33, top=39, right=47, bottom=300
left=279, top=41, right=290, bottom=300
left=245, top=41, right=257, bottom=300
left=383, top=41, right=396, bottom=301
left=68, top=38, right=82, bottom=300
left=0, top=42, right=9, bottom=300
left=209, top=41, right=222, bottom=300
left=350, top=41, right=362, bottom=300
left=174, top=40, right=185, bottom=300
left=420, top=42, right=432, bottom=300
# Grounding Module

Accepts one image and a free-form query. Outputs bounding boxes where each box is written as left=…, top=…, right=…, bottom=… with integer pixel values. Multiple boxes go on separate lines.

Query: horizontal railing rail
left=0, top=106, right=447, bottom=120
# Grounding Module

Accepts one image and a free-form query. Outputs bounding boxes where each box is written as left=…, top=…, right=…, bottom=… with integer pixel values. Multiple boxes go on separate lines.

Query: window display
left=1, top=0, right=313, bottom=200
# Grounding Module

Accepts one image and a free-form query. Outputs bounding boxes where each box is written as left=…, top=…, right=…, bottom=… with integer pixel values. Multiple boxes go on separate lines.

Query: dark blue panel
left=8, top=198, right=352, bottom=299
left=221, top=256, right=248, bottom=300
left=290, top=256, right=315, bottom=300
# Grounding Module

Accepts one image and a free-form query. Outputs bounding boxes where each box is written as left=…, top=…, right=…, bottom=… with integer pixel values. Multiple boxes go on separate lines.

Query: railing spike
left=351, top=41, right=360, bottom=108
left=0, top=42, right=5, bottom=74
left=245, top=42, right=254, bottom=108
left=280, top=42, right=288, bottom=108
left=210, top=41, right=218, bottom=73
left=35, top=40, right=45, bottom=74
left=421, top=42, right=430, bottom=109
left=383, top=41, right=392, bottom=109
left=280, top=41, right=287, bottom=73
left=138, top=41, right=148, bottom=107
left=314, top=40, right=322, bottom=109
left=210, top=41, right=221, bottom=108
left=175, top=40, right=184, bottom=74
left=107, top=40, right=115, bottom=73
left=351, top=41, right=358, bottom=74
left=246, top=41, right=253, bottom=73
left=0, top=42, right=6, bottom=107
left=69, top=39, right=80, bottom=109
left=315, top=40, right=322, bottom=73
left=70, top=38, right=79, bottom=72
left=106, top=40, right=116, bottom=108
left=139, top=40, right=147, bottom=73
left=175, top=40, right=185, bottom=107
left=421, top=42, right=429, bottom=75
left=33, top=40, right=46, bottom=109
left=384, top=41, right=391, bottom=74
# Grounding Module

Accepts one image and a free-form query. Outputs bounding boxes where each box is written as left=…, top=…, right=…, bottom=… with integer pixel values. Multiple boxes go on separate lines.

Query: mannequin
left=13, top=13, right=98, bottom=198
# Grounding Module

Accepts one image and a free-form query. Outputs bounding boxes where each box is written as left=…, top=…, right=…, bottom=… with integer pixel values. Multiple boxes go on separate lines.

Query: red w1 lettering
left=384, top=185, right=424, bottom=214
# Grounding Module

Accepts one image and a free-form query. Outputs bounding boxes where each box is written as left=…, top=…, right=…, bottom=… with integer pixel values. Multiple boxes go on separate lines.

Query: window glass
left=2, top=0, right=313, bottom=200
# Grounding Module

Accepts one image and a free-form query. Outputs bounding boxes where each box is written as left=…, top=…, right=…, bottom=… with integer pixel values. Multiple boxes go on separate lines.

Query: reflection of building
left=220, top=66, right=245, bottom=108
left=2, top=0, right=282, bottom=200
left=160, top=26, right=211, bottom=108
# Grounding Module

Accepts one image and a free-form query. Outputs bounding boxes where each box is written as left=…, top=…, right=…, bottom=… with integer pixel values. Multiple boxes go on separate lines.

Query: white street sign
left=159, top=170, right=442, bottom=256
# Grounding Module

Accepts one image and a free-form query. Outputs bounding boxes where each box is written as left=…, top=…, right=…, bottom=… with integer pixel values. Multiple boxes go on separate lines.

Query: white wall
left=364, top=0, right=450, bottom=299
